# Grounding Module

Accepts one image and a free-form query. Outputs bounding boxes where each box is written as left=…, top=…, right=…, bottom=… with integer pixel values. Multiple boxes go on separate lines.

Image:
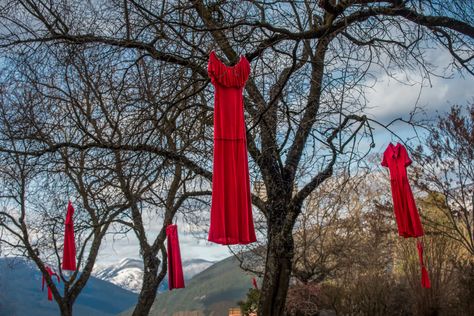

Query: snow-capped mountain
left=183, top=258, right=216, bottom=278
left=93, top=258, right=215, bottom=293
left=93, top=258, right=145, bottom=293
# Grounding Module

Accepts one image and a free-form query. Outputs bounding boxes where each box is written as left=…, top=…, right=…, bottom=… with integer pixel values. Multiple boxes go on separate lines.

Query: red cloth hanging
left=42, top=266, right=60, bottom=301
left=207, top=50, right=257, bottom=245
left=382, top=143, right=430, bottom=288
left=417, top=240, right=431, bottom=289
left=166, top=224, right=185, bottom=290
left=62, top=201, right=76, bottom=271
left=252, top=277, right=258, bottom=290
left=381, top=143, right=424, bottom=238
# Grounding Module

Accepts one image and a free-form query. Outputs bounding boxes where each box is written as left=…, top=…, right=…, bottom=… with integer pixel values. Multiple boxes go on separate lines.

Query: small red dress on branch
left=166, top=224, right=185, bottom=290
left=42, top=266, right=60, bottom=301
left=62, top=201, right=76, bottom=271
left=382, top=142, right=430, bottom=288
left=381, top=143, right=424, bottom=238
left=207, top=51, right=256, bottom=245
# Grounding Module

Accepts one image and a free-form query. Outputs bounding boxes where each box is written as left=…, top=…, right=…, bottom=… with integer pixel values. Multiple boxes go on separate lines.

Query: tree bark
left=258, top=214, right=295, bottom=316
left=131, top=254, right=161, bottom=316
left=60, top=301, right=73, bottom=316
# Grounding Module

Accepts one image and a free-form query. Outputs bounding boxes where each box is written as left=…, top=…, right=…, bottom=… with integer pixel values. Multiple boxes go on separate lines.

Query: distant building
left=228, top=307, right=257, bottom=316
left=228, top=308, right=242, bottom=315
left=253, top=180, right=297, bottom=200
left=253, top=181, right=267, bottom=200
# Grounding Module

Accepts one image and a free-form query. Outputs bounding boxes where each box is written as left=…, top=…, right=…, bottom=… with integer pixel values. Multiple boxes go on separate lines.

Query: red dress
left=62, top=201, right=76, bottom=271
left=207, top=51, right=256, bottom=245
left=381, top=143, right=424, bottom=238
left=166, top=224, right=185, bottom=290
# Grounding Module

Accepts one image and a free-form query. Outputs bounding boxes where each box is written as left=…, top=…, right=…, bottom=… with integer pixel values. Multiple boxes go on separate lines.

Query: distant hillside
left=0, top=257, right=137, bottom=316
left=93, top=258, right=214, bottom=293
left=121, top=255, right=256, bottom=316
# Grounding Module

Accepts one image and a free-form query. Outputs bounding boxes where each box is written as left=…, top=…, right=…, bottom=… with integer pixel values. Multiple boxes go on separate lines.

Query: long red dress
left=166, top=224, right=185, bottom=290
left=62, top=201, right=76, bottom=271
left=207, top=51, right=256, bottom=245
left=381, top=143, right=424, bottom=238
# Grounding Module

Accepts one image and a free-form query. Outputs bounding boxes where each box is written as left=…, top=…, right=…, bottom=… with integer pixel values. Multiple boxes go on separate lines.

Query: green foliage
left=238, top=288, right=259, bottom=316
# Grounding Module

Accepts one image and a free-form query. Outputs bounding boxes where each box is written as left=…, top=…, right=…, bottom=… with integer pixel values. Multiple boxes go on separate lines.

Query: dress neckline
left=389, top=142, right=401, bottom=158
left=210, top=50, right=245, bottom=69
left=389, top=142, right=401, bottom=149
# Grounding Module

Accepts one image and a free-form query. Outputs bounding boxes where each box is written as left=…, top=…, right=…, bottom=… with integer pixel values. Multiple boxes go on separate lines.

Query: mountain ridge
left=0, top=257, right=137, bottom=316
left=93, top=257, right=215, bottom=293
left=121, top=255, right=256, bottom=316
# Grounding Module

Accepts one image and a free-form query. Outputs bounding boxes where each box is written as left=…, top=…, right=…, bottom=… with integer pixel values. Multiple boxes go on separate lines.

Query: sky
left=96, top=215, right=231, bottom=265
left=365, top=49, right=473, bottom=154
left=95, top=49, right=473, bottom=267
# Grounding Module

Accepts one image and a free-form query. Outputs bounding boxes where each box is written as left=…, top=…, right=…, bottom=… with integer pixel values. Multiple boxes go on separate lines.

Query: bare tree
left=413, top=104, right=474, bottom=256
left=0, top=42, right=211, bottom=315
left=0, top=89, right=130, bottom=316
left=0, top=1, right=473, bottom=315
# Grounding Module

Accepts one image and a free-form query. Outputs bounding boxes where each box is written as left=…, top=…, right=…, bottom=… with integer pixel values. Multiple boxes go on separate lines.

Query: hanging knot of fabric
left=416, top=240, right=431, bottom=289
left=42, top=266, right=60, bottom=301
left=166, top=224, right=185, bottom=290
left=252, top=277, right=258, bottom=290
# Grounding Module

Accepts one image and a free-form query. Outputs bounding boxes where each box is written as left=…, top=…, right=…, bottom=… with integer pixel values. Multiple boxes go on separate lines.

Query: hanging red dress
left=42, top=266, right=60, bottom=301
left=62, top=201, right=76, bottom=271
left=382, top=143, right=430, bottom=288
left=207, top=51, right=256, bottom=245
left=381, top=143, right=424, bottom=238
left=166, top=224, right=185, bottom=290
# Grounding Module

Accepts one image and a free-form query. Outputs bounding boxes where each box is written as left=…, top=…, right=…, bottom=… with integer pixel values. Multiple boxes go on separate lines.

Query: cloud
left=96, top=216, right=231, bottom=265
left=365, top=51, right=473, bottom=122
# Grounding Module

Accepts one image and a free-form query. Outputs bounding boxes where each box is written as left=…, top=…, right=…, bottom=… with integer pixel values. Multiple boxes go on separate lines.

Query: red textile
left=166, top=224, right=185, bottom=290
left=207, top=50, right=256, bottom=245
left=417, top=241, right=431, bottom=289
left=252, top=277, right=258, bottom=289
left=42, top=266, right=60, bottom=301
left=381, top=143, right=424, bottom=238
left=62, top=201, right=76, bottom=271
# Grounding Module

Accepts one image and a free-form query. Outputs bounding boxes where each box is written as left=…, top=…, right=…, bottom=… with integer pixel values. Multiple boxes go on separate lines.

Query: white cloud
left=365, top=50, right=473, bottom=122
left=96, top=216, right=231, bottom=265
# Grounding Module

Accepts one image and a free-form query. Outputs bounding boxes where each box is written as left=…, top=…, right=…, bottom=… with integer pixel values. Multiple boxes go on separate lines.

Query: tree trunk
left=258, top=221, right=295, bottom=316
left=60, top=301, right=73, bottom=316
left=131, top=255, right=161, bottom=316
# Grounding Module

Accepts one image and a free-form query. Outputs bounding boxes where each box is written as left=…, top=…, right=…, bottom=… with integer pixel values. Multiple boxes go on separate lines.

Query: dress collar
left=389, top=142, right=401, bottom=158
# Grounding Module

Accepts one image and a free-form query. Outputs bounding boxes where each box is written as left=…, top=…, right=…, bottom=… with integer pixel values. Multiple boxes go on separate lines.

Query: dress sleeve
left=207, top=51, right=218, bottom=86
left=381, top=152, right=388, bottom=167
left=403, top=146, right=413, bottom=167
